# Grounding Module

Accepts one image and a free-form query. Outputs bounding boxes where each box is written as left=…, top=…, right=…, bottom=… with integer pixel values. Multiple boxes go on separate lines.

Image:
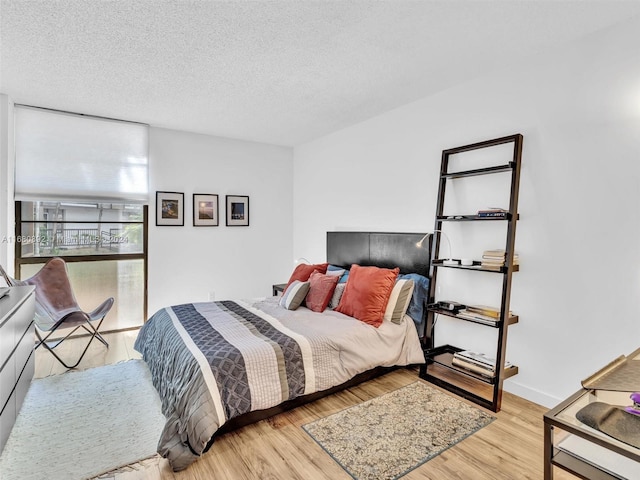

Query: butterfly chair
left=0, top=258, right=114, bottom=369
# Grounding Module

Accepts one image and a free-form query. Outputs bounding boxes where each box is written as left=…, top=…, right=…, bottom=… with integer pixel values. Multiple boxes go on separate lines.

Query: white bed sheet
left=242, top=296, right=425, bottom=389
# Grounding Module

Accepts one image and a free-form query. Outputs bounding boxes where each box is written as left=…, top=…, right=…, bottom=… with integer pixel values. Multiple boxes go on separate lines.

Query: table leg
left=544, top=423, right=553, bottom=480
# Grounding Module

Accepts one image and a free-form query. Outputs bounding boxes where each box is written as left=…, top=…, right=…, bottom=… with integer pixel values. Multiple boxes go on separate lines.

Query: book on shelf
left=453, top=350, right=512, bottom=370
left=465, top=304, right=503, bottom=318
left=451, top=356, right=496, bottom=378
left=478, top=208, right=507, bottom=213
left=455, top=311, right=500, bottom=324
left=454, top=351, right=497, bottom=370
left=482, top=250, right=519, bottom=259
left=481, top=249, right=519, bottom=268
left=480, top=262, right=519, bottom=271
left=477, top=208, right=508, bottom=218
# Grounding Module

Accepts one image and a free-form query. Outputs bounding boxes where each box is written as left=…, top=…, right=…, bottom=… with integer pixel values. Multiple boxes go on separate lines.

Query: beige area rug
left=303, top=381, right=494, bottom=480
left=0, top=360, right=165, bottom=480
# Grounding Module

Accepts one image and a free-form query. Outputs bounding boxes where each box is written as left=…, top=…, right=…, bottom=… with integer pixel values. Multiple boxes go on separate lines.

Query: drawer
left=0, top=388, right=16, bottom=453
left=15, top=350, right=34, bottom=417
left=0, top=354, right=16, bottom=412
left=12, top=295, right=35, bottom=342
left=0, top=295, right=33, bottom=368
left=0, top=312, right=16, bottom=369
left=14, top=321, right=34, bottom=380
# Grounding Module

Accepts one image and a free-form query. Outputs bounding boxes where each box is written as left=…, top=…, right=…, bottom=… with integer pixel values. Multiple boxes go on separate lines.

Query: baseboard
left=505, top=381, right=562, bottom=409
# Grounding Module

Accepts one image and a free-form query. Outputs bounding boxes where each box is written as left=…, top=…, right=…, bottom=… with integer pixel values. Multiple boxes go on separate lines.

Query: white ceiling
left=2, top=1, right=640, bottom=147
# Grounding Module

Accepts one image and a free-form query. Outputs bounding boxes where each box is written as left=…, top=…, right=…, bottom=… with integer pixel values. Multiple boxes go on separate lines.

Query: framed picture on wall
left=193, top=193, right=219, bottom=226
left=156, top=191, right=184, bottom=226
left=226, top=195, right=249, bottom=226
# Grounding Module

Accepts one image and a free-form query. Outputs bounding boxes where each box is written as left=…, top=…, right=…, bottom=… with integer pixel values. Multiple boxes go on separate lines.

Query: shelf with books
left=452, top=350, right=514, bottom=377
left=436, top=214, right=518, bottom=222
left=426, top=306, right=519, bottom=327
left=431, top=259, right=519, bottom=273
left=422, top=345, right=519, bottom=386
left=481, top=249, right=519, bottom=271
left=421, top=133, right=522, bottom=413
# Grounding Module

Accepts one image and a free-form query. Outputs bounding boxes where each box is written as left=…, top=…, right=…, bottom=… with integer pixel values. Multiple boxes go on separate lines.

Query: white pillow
left=328, top=282, right=346, bottom=309
left=383, top=279, right=415, bottom=324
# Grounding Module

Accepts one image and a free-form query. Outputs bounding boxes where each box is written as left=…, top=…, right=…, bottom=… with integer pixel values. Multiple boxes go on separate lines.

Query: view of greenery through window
left=17, top=202, right=146, bottom=332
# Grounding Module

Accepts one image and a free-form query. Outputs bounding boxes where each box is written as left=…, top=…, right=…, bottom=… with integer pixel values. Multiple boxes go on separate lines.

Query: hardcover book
left=477, top=208, right=508, bottom=216
left=478, top=212, right=507, bottom=218
left=456, top=311, right=499, bottom=324
left=465, top=305, right=513, bottom=319
left=466, top=305, right=500, bottom=318
left=452, top=357, right=496, bottom=378
left=454, top=350, right=513, bottom=369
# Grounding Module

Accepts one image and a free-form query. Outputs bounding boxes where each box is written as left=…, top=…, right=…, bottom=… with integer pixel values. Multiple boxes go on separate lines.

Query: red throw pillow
left=305, top=271, right=340, bottom=313
left=335, top=264, right=399, bottom=327
left=285, top=263, right=329, bottom=290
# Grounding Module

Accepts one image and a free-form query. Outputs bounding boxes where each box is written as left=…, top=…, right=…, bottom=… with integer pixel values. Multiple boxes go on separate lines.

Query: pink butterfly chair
left=0, top=257, right=113, bottom=369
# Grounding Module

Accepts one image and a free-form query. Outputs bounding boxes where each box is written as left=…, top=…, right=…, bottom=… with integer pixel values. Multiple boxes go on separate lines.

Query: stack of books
left=467, top=304, right=501, bottom=318
left=452, top=350, right=512, bottom=379
left=456, top=304, right=511, bottom=323
left=477, top=208, right=508, bottom=218
left=481, top=249, right=519, bottom=270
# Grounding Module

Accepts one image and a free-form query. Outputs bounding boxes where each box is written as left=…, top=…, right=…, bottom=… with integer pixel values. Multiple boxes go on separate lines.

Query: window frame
left=14, top=201, right=149, bottom=323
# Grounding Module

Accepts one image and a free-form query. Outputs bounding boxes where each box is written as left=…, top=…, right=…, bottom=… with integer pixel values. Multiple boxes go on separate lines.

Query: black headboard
left=326, top=232, right=430, bottom=277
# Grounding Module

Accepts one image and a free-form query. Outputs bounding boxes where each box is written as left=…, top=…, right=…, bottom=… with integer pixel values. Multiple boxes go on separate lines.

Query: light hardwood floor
left=34, top=332, right=575, bottom=480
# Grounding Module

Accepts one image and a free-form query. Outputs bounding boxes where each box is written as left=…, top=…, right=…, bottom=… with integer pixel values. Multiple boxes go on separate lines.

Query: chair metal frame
left=0, top=258, right=113, bottom=369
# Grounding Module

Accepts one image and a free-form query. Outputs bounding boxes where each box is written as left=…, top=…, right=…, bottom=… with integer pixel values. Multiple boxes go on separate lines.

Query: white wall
left=293, top=16, right=640, bottom=407
left=0, top=110, right=294, bottom=318
left=148, top=127, right=293, bottom=315
left=0, top=95, right=15, bottom=274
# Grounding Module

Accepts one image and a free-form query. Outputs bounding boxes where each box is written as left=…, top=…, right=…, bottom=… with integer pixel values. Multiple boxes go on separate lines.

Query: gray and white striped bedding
left=135, top=297, right=424, bottom=471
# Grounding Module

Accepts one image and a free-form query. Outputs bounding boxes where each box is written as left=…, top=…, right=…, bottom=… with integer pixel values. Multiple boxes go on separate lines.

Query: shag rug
left=303, top=381, right=494, bottom=480
left=0, top=360, right=165, bottom=480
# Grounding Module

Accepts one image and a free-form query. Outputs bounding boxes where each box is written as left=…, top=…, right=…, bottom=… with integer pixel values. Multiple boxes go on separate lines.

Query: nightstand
left=272, top=283, right=286, bottom=296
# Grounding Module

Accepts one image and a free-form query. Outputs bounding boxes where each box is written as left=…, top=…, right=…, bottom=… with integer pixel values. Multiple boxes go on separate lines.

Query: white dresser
left=0, top=286, right=36, bottom=452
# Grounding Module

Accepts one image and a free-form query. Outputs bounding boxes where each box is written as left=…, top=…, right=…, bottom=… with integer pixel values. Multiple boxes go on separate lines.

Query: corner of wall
left=0, top=94, right=15, bottom=274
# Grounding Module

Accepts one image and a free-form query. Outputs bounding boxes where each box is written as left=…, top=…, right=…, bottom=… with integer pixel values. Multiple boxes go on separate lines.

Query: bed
left=134, top=231, right=430, bottom=471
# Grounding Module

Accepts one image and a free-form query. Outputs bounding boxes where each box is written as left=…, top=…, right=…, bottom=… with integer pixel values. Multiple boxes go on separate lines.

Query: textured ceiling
left=1, top=1, right=640, bottom=147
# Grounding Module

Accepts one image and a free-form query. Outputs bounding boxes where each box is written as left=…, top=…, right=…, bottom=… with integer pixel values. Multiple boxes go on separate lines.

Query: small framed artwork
left=156, top=191, right=184, bottom=226
left=226, top=195, right=249, bottom=226
left=193, top=193, right=219, bottom=227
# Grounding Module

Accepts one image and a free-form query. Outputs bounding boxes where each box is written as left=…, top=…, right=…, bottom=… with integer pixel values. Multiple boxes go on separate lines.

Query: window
left=14, top=106, right=149, bottom=332
left=16, top=202, right=148, bottom=331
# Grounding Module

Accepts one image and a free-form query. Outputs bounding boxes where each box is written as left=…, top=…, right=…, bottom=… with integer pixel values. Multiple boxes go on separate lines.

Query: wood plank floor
left=34, top=332, right=576, bottom=480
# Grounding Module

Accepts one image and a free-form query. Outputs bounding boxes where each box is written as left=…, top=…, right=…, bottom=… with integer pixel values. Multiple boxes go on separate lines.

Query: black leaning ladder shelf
left=419, top=133, right=523, bottom=412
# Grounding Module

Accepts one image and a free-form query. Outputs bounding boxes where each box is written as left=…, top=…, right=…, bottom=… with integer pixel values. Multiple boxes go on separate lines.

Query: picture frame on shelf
left=226, top=195, right=249, bottom=226
left=193, top=193, right=219, bottom=227
left=156, top=191, right=184, bottom=226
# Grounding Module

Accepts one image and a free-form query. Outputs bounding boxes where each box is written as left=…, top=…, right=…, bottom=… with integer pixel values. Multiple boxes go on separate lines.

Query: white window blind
left=15, top=106, right=149, bottom=203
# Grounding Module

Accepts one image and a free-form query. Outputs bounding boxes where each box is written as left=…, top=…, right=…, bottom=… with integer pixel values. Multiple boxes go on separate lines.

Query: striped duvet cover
left=135, top=297, right=424, bottom=471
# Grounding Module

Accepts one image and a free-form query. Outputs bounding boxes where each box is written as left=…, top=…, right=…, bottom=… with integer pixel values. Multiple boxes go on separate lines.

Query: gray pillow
left=279, top=280, right=310, bottom=310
